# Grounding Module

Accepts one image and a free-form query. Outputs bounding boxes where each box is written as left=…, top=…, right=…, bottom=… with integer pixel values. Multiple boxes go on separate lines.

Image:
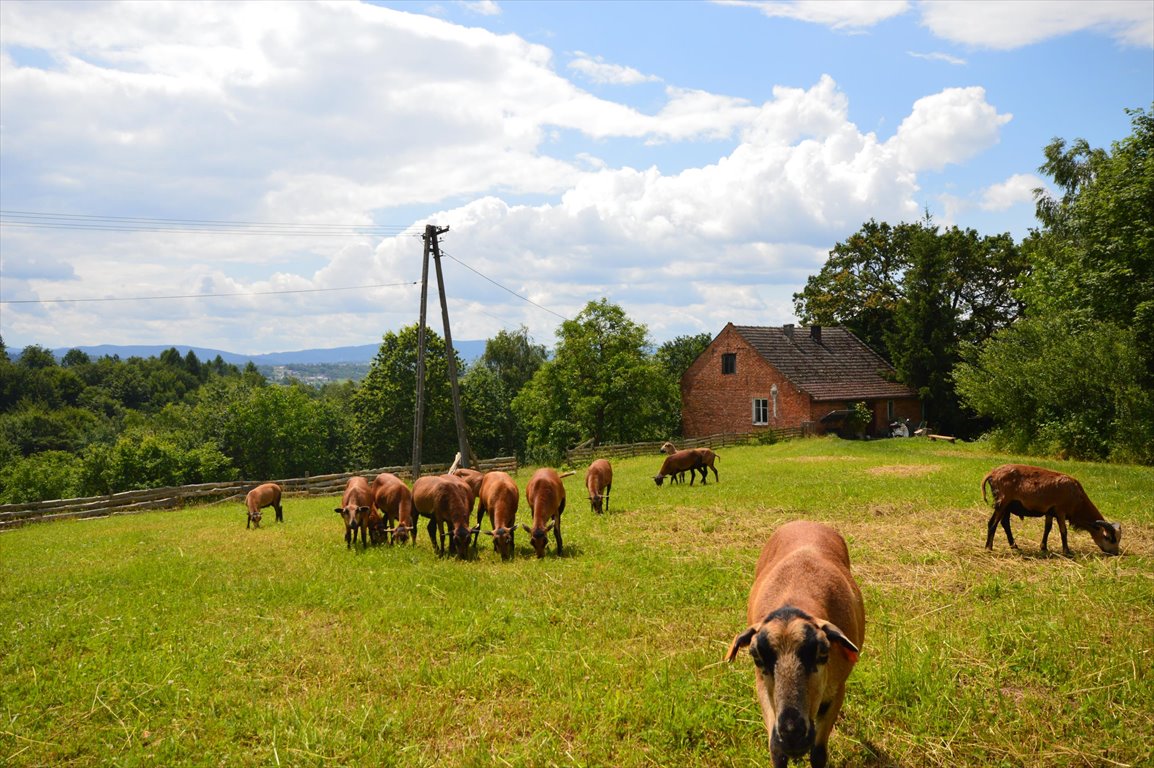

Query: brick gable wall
left=681, top=325, right=813, bottom=436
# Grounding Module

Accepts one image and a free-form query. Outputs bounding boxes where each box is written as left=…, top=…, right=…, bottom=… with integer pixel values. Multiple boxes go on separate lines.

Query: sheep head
left=726, top=606, right=859, bottom=765
left=1089, top=520, right=1122, bottom=555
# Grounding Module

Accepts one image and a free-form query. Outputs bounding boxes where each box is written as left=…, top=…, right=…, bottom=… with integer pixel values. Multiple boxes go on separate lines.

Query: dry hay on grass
left=865, top=464, right=941, bottom=478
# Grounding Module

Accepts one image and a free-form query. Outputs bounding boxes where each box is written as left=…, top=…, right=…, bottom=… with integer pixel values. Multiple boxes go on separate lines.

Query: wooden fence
left=564, top=427, right=810, bottom=465
left=0, top=456, right=518, bottom=531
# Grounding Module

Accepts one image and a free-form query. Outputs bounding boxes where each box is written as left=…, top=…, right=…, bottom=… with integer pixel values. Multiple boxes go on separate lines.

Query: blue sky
left=1, top=0, right=1151, bottom=354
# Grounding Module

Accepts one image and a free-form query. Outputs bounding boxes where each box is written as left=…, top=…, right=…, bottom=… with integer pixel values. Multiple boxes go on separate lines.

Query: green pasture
left=2, top=437, right=1152, bottom=767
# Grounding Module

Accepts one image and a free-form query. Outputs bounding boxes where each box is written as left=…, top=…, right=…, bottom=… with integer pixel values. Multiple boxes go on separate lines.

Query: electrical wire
left=0, top=210, right=420, bottom=238
left=441, top=250, right=569, bottom=321
left=0, top=282, right=419, bottom=305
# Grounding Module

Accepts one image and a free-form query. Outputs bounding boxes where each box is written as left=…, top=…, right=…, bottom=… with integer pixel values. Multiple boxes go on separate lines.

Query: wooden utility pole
left=411, top=226, right=436, bottom=480
left=411, top=224, right=473, bottom=478
left=430, top=227, right=473, bottom=468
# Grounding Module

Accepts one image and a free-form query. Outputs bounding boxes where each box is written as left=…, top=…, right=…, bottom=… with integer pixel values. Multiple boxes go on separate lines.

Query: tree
left=1025, top=105, right=1154, bottom=377
left=887, top=225, right=962, bottom=433
left=793, top=219, right=918, bottom=359
left=352, top=325, right=461, bottom=467
left=513, top=299, right=677, bottom=462
left=465, top=326, right=548, bottom=458
left=478, top=326, right=547, bottom=397
left=957, top=106, right=1154, bottom=462
left=955, top=317, right=1153, bottom=463
left=655, top=333, right=713, bottom=379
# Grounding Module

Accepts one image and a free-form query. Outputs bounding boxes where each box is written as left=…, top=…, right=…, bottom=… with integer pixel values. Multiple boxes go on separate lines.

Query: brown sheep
left=585, top=459, right=613, bottom=514
left=371, top=472, right=415, bottom=545
left=478, top=470, right=519, bottom=560
left=982, top=464, right=1122, bottom=556
left=523, top=467, right=566, bottom=558
left=244, top=482, right=283, bottom=529
left=726, top=521, right=864, bottom=768
left=335, top=476, right=373, bottom=549
left=412, top=474, right=478, bottom=558
left=653, top=449, right=707, bottom=486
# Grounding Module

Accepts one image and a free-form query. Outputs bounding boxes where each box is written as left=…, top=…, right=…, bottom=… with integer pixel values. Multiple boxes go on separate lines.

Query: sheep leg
left=1053, top=514, right=1072, bottom=556
left=698, top=466, right=709, bottom=485
left=553, top=514, right=564, bottom=557
left=425, top=517, right=440, bottom=554
left=604, top=484, right=611, bottom=514
left=274, top=503, right=283, bottom=523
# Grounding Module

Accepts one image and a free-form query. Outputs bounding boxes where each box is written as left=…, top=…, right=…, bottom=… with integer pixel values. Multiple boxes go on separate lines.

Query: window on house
left=887, top=400, right=895, bottom=420
left=753, top=398, right=768, bottom=425
left=722, top=353, right=736, bottom=375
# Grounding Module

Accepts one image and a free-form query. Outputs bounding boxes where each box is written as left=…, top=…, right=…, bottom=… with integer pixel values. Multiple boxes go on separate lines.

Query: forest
left=1, top=107, right=1150, bottom=503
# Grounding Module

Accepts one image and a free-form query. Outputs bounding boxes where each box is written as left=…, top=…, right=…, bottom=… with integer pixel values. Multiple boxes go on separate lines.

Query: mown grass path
left=3, top=437, right=1152, bottom=767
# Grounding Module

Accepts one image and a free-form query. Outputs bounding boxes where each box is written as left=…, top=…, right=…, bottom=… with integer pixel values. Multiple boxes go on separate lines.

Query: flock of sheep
left=242, top=450, right=1122, bottom=768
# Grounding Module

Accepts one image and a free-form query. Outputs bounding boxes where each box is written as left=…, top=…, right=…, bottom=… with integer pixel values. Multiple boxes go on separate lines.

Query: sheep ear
left=470, top=525, right=481, bottom=534
left=819, top=621, right=860, bottom=663
left=483, top=530, right=495, bottom=537
left=726, top=627, right=756, bottom=662
left=334, top=508, right=343, bottom=514
left=521, top=524, right=532, bottom=533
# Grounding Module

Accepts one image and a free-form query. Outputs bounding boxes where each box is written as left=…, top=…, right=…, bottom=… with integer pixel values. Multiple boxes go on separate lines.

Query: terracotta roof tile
left=732, top=325, right=917, bottom=401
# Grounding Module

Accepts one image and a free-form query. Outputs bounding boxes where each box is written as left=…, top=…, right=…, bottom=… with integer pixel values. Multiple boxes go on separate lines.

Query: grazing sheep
left=726, top=521, right=864, bottom=768
left=653, top=449, right=707, bottom=486
left=412, top=474, right=478, bottom=558
left=335, top=476, right=373, bottom=549
left=478, top=470, right=519, bottom=560
left=452, top=467, right=486, bottom=545
left=371, top=472, right=414, bottom=545
left=585, top=459, right=613, bottom=514
left=523, top=468, right=566, bottom=558
left=244, top=482, right=283, bottom=529
left=982, top=464, right=1122, bottom=556
left=660, top=443, right=720, bottom=484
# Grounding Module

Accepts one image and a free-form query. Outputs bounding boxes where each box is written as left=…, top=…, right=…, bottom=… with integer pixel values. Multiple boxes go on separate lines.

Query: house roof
left=730, top=324, right=917, bottom=401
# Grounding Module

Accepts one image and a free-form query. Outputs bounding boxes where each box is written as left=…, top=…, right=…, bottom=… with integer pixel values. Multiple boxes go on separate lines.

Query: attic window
left=722, top=353, right=736, bottom=375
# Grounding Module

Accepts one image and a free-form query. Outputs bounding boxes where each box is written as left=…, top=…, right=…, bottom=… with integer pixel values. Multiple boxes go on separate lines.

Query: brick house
left=680, top=323, right=921, bottom=438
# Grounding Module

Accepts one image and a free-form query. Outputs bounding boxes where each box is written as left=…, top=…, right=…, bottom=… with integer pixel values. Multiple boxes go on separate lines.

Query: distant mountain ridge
left=50, top=340, right=488, bottom=365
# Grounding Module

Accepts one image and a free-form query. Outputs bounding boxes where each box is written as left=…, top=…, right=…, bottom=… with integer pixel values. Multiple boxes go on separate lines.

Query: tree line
left=2, top=107, right=1150, bottom=502
left=0, top=304, right=712, bottom=503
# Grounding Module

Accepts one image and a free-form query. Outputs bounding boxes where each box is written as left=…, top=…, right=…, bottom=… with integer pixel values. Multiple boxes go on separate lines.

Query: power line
left=442, top=250, right=570, bottom=321
left=0, top=210, right=421, bottom=238
left=0, top=281, right=419, bottom=305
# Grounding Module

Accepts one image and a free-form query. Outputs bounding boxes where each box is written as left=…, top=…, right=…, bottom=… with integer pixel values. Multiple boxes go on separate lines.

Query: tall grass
left=2, top=437, right=1151, bottom=767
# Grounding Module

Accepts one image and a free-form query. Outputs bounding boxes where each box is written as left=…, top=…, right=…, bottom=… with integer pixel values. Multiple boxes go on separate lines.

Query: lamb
left=522, top=467, right=566, bottom=558
left=478, top=470, right=519, bottom=560
left=726, top=521, right=864, bottom=768
left=412, top=474, right=479, bottom=558
left=244, top=482, right=283, bottom=529
left=370, top=472, right=415, bottom=545
left=982, top=464, right=1122, bottom=556
left=334, top=475, right=373, bottom=549
left=653, top=449, right=707, bottom=486
left=585, top=459, right=613, bottom=514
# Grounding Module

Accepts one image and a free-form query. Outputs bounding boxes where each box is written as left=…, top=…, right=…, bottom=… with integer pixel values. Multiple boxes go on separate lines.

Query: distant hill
left=50, top=340, right=488, bottom=365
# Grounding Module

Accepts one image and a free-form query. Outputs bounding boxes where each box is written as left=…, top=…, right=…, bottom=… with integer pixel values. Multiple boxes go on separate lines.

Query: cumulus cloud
left=889, top=87, right=1012, bottom=171
left=980, top=173, right=1044, bottom=211
left=918, top=0, right=1154, bottom=50
left=0, top=1, right=1016, bottom=351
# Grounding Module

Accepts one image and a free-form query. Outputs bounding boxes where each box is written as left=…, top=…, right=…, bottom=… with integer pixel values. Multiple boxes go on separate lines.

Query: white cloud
left=717, top=0, right=911, bottom=30
left=889, top=87, right=1012, bottom=171
left=918, top=0, right=1154, bottom=50
left=462, top=0, right=502, bottom=16
left=0, top=2, right=1021, bottom=351
left=980, top=173, right=1044, bottom=211
left=907, top=50, right=967, bottom=65
left=568, top=52, right=661, bottom=85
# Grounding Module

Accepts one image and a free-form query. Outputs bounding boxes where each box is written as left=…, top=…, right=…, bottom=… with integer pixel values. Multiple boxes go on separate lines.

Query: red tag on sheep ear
left=838, top=645, right=859, bottom=663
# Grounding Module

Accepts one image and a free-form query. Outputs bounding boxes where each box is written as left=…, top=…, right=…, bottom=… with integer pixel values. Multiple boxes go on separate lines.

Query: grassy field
left=2, top=436, right=1152, bottom=767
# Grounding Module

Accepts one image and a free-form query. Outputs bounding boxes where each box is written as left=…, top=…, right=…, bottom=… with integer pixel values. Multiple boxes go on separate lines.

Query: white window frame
left=752, top=397, right=769, bottom=426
